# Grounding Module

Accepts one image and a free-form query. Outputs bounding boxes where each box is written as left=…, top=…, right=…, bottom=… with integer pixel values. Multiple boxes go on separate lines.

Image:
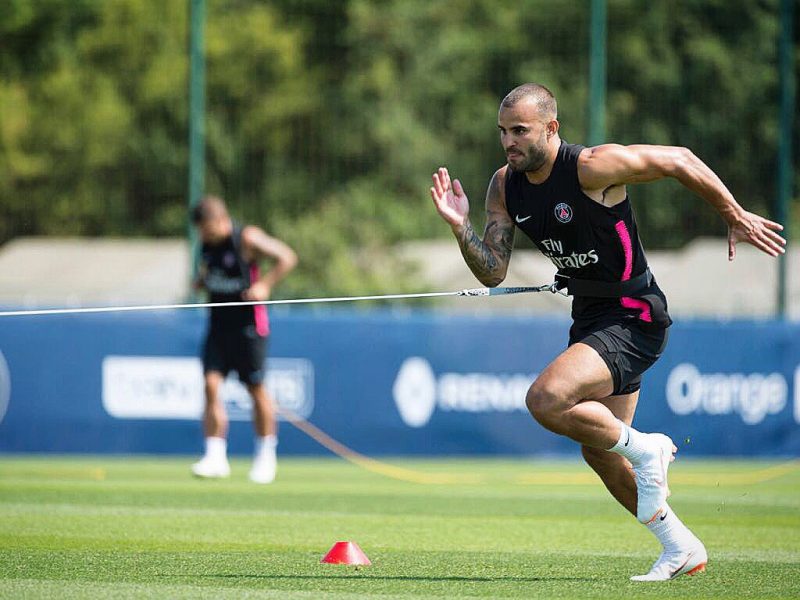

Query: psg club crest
left=554, top=202, right=573, bottom=224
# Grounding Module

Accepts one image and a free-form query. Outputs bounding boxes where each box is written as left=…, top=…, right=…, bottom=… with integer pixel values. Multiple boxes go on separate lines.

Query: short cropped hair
left=191, top=195, right=227, bottom=224
left=501, top=83, right=557, bottom=119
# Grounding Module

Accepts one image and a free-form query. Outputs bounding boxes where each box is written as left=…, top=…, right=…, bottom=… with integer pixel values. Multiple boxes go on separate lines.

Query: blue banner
left=0, top=310, right=797, bottom=456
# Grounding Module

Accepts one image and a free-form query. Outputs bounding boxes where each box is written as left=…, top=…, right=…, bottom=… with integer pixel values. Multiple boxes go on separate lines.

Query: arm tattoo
left=485, top=217, right=514, bottom=262
left=457, top=221, right=499, bottom=278
left=454, top=171, right=514, bottom=286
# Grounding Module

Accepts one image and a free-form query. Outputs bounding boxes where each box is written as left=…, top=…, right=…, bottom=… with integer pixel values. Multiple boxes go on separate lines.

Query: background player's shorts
left=202, top=324, right=268, bottom=385
left=569, top=320, right=669, bottom=395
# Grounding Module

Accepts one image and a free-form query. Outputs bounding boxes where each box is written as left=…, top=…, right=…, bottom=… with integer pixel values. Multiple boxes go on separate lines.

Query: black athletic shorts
left=568, top=320, right=669, bottom=396
left=202, top=323, right=268, bottom=385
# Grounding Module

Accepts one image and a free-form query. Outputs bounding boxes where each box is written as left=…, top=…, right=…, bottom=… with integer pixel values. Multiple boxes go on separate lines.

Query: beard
left=507, top=133, right=549, bottom=173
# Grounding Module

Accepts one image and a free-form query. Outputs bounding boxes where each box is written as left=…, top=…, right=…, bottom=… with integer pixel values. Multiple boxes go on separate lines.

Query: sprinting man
left=190, top=196, right=297, bottom=484
left=430, top=83, right=785, bottom=580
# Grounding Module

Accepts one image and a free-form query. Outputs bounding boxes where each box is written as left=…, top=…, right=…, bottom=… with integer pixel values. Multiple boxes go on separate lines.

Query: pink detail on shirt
left=250, top=264, right=270, bottom=336
left=614, top=220, right=652, bottom=322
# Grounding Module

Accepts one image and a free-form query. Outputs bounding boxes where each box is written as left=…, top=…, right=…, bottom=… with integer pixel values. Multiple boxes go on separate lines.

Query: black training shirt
left=200, top=224, right=269, bottom=333
left=504, top=141, right=670, bottom=328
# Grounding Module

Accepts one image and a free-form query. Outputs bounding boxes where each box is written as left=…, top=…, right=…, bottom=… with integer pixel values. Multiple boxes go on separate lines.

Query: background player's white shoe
left=634, top=433, right=676, bottom=523
left=249, top=452, right=276, bottom=484
left=631, top=538, right=708, bottom=581
left=191, top=455, right=231, bottom=479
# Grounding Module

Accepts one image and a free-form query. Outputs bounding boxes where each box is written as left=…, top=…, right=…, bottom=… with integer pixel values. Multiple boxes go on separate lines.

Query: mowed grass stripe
left=2, top=548, right=798, bottom=599
left=0, top=578, right=414, bottom=600
left=1, top=457, right=798, bottom=599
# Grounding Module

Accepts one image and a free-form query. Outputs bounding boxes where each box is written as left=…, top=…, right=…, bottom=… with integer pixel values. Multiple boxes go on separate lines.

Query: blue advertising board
left=0, top=309, right=797, bottom=457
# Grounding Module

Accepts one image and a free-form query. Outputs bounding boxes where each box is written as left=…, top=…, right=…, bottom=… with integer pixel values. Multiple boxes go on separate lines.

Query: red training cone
left=320, top=541, right=372, bottom=565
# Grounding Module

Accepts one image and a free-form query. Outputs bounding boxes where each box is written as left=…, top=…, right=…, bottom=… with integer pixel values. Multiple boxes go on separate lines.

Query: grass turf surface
left=1, top=456, right=798, bottom=599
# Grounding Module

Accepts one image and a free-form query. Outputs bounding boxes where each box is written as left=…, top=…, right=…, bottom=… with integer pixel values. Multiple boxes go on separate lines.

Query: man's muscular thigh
left=526, top=342, right=615, bottom=415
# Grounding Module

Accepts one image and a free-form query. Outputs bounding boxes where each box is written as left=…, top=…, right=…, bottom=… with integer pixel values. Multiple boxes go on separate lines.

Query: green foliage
left=332, top=0, right=592, bottom=240
left=0, top=0, right=187, bottom=239
left=608, top=0, right=790, bottom=248
left=0, top=0, right=796, bottom=295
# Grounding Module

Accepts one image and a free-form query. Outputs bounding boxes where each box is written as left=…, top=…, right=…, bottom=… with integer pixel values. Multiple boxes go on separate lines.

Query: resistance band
left=0, top=283, right=566, bottom=318
left=0, top=282, right=566, bottom=483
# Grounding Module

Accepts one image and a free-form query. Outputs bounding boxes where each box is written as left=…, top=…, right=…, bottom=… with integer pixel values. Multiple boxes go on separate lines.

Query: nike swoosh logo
left=669, top=550, right=696, bottom=579
left=624, top=431, right=630, bottom=447
left=515, top=214, right=532, bottom=223
left=660, top=511, right=668, bottom=521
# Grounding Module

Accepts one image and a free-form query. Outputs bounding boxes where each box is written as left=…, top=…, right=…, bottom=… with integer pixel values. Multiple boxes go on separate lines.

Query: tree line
left=1, top=0, right=796, bottom=298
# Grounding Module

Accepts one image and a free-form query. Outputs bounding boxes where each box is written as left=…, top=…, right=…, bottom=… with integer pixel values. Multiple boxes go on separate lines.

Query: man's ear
left=547, top=119, right=560, bottom=139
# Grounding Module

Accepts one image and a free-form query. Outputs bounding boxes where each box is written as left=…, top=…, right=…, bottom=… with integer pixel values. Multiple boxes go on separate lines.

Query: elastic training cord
left=0, top=283, right=565, bottom=318
left=278, top=407, right=484, bottom=485
left=0, top=283, right=563, bottom=482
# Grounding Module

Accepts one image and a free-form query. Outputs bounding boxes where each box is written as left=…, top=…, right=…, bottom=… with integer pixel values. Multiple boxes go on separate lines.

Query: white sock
left=254, top=435, right=277, bottom=457
left=644, top=503, right=696, bottom=552
left=607, top=420, right=651, bottom=466
left=205, top=436, right=227, bottom=461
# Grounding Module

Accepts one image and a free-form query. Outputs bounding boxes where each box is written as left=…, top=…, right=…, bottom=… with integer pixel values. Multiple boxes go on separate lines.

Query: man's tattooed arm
left=452, top=169, right=515, bottom=287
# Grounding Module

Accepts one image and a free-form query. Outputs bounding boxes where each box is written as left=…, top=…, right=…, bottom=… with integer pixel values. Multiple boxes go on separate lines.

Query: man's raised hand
left=431, top=167, right=469, bottom=229
left=727, top=210, right=786, bottom=261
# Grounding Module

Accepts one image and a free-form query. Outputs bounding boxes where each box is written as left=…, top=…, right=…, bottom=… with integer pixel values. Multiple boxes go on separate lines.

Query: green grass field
left=1, top=456, right=798, bottom=599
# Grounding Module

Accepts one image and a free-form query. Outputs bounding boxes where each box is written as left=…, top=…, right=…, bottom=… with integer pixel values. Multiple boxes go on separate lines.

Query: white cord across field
left=0, top=282, right=567, bottom=483
left=0, top=283, right=565, bottom=318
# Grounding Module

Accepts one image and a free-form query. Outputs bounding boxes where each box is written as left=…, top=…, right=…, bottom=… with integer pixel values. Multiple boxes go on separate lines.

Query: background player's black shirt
left=505, top=141, right=670, bottom=328
left=200, top=224, right=268, bottom=333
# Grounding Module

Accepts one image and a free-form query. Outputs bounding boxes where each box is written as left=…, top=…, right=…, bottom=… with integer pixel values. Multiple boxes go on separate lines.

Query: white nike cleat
left=191, top=456, right=231, bottom=479
left=634, top=433, right=676, bottom=524
left=249, top=453, right=276, bottom=484
left=631, top=539, right=708, bottom=581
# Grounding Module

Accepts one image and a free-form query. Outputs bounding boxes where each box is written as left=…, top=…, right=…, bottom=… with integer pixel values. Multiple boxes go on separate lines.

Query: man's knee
left=248, top=383, right=272, bottom=405
left=247, top=383, right=266, bottom=400
left=204, top=372, right=224, bottom=402
left=526, top=381, right=568, bottom=432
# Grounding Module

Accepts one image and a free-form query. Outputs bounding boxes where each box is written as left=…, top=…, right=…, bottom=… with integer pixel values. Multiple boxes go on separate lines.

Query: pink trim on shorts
left=614, top=220, right=652, bottom=323
left=250, top=264, right=270, bottom=336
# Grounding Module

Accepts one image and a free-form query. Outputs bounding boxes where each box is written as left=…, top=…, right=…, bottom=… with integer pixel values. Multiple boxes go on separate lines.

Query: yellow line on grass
left=514, top=460, right=800, bottom=487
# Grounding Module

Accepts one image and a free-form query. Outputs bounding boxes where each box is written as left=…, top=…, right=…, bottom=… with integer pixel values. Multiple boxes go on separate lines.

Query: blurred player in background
left=190, top=196, right=297, bottom=484
left=431, top=83, right=785, bottom=580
